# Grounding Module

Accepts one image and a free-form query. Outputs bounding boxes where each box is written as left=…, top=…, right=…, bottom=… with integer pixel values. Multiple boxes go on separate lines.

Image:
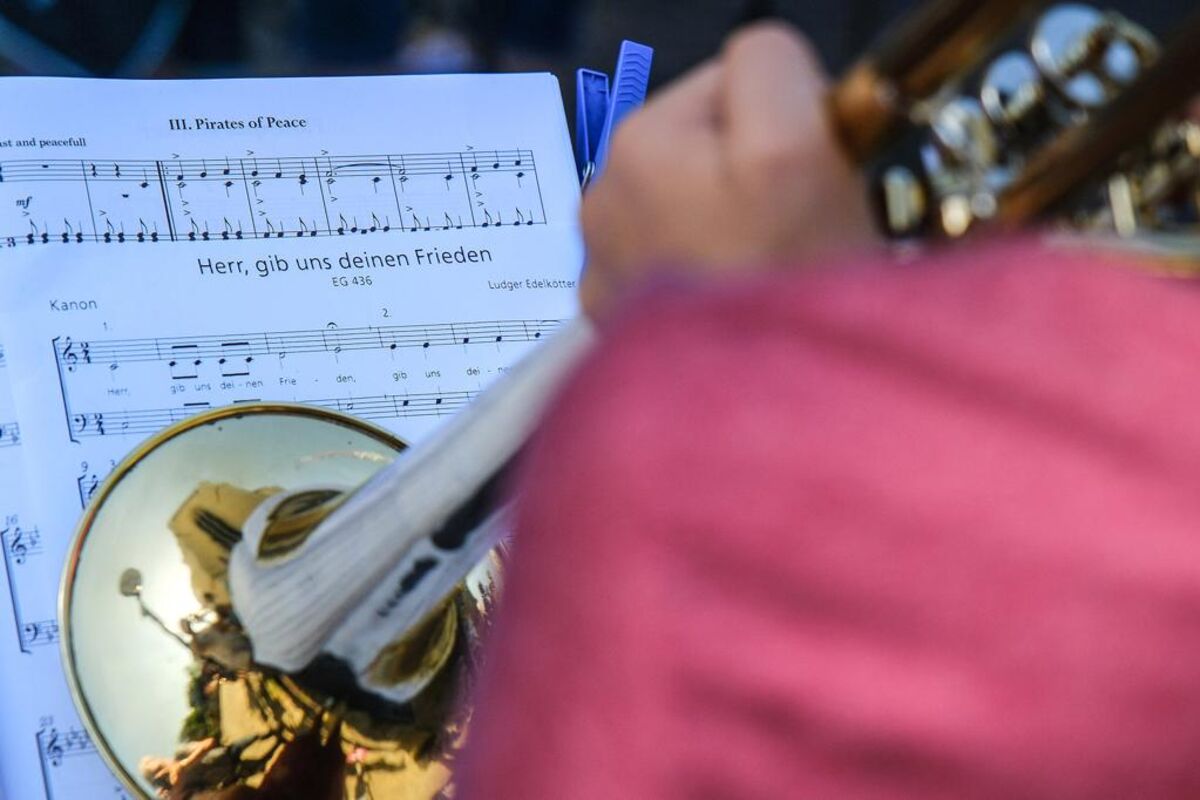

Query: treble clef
left=9, top=527, right=26, bottom=564
left=61, top=337, right=77, bottom=371
left=42, top=728, right=63, bottom=766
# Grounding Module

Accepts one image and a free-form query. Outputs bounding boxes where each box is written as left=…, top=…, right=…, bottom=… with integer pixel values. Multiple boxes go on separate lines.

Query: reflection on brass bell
left=62, top=405, right=497, bottom=799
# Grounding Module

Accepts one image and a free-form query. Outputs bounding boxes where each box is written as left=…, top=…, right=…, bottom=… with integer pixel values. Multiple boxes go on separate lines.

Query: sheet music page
left=0, top=73, right=582, bottom=798
left=0, top=342, right=126, bottom=800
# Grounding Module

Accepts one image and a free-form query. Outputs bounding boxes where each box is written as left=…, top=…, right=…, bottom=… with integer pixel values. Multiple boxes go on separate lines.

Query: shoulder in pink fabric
left=460, top=242, right=1200, bottom=800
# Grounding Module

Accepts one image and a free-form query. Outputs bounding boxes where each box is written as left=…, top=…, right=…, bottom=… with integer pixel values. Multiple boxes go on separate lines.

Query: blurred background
left=0, top=0, right=1183, bottom=104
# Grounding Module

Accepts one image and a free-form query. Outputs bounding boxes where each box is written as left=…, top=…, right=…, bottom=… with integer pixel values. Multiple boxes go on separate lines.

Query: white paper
left=0, top=73, right=582, bottom=798
left=0, top=341, right=130, bottom=800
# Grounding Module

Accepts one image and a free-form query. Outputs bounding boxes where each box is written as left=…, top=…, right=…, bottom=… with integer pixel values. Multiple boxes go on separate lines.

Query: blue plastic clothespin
left=576, top=40, right=654, bottom=187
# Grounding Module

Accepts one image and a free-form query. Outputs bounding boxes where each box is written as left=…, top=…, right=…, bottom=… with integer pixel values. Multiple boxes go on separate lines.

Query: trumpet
left=60, top=3, right=1200, bottom=799
left=833, top=0, right=1200, bottom=247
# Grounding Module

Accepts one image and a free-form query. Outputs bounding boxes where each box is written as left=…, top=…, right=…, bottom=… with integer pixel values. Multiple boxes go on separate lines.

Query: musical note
left=168, top=342, right=202, bottom=380
left=0, top=421, right=20, bottom=448
left=323, top=322, right=344, bottom=356
left=218, top=340, right=254, bottom=378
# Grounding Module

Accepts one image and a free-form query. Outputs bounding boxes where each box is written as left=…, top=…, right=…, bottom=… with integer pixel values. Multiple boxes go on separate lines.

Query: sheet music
left=0, top=351, right=128, bottom=800
left=2, top=148, right=547, bottom=246
left=0, top=73, right=582, bottom=798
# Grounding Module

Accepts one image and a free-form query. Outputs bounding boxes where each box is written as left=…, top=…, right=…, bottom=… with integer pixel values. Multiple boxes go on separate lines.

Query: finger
left=579, top=264, right=609, bottom=319
left=649, top=60, right=723, bottom=125
left=719, top=22, right=829, bottom=153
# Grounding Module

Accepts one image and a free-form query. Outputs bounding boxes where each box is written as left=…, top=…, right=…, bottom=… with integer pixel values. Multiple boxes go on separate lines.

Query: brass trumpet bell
left=61, top=406, right=493, bottom=800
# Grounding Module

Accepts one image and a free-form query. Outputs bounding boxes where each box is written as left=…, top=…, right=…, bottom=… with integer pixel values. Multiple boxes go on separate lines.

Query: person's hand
left=580, top=22, right=878, bottom=317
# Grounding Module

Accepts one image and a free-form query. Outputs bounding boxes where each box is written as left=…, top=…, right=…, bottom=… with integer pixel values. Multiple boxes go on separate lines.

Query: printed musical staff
left=35, top=717, right=130, bottom=800
left=1, top=148, right=548, bottom=247
left=19, top=618, right=58, bottom=649
left=37, top=722, right=96, bottom=766
left=55, top=319, right=561, bottom=373
left=2, top=521, right=50, bottom=655
left=77, top=465, right=101, bottom=509
left=35, top=718, right=131, bottom=800
left=0, top=420, right=18, bottom=448
left=68, top=390, right=477, bottom=439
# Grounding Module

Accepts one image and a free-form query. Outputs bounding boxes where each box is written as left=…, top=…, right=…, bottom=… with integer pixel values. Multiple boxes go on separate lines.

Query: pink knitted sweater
left=461, top=244, right=1200, bottom=799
